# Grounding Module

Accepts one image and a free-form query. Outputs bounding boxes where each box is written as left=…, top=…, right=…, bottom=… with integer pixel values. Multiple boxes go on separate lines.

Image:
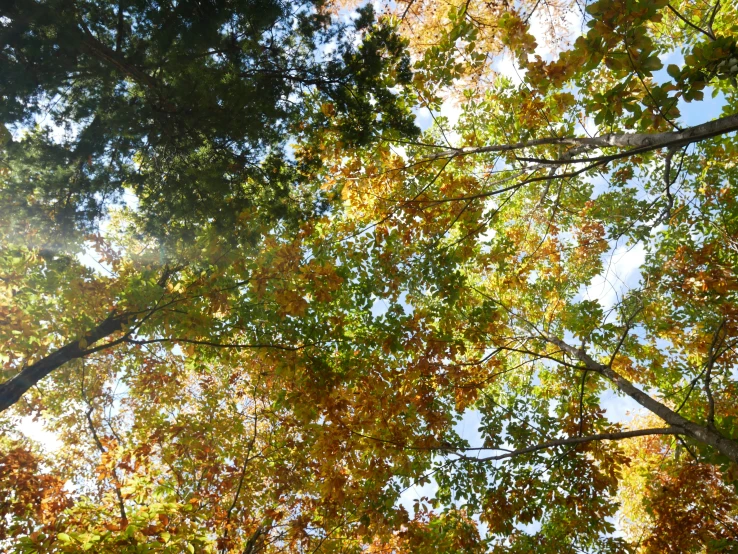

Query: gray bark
left=546, top=334, right=738, bottom=463
left=426, top=112, right=738, bottom=162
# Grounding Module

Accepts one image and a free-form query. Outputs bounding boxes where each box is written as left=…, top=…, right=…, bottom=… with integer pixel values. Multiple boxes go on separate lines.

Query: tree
left=311, top=0, right=738, bottom=549
left=0, top=0, right=418, bottom=409
left=0, top=0, right=417, bottom=245
left=2, top=0, right=738, bottom=552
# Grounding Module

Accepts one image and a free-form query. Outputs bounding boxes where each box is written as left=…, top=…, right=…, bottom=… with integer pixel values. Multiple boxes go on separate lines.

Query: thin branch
left=677, top=436, right=699, bottom=461
left=243, top=525, right=264, bottom=554
left=115, top=0, right=125, bottom=51
left=623, top=30, right=681, bottom=131
left=458, top=428, right=681, bottom=462
left=705, top=319, right=727, bottom=429
left=220, top=396, right=260, bottom=553
left=423, top=136, right=588, bottom=161
left=82, top=401, right=127, bottom=522
left=668, top=3, right=715, bottom=41
left=124, top=337, right=304, bottom=351
left=607, top=306, right=642, bottom=368
left=400, top=0, right=417, bottom=21
left=578, top=369, right=589, bottom=436
left=707, top=0, right=721, bottom=36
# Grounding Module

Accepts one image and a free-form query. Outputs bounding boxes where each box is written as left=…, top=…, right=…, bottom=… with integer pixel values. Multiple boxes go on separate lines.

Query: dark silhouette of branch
left=457, top=428, right=681, bottom=462
left=668, top=3, right=716, bottom=41
left=80, top=365, right=127, bottom=523
left=123, top=337, right=303, bottom=351
left=0, top=266, right=183, bottom=412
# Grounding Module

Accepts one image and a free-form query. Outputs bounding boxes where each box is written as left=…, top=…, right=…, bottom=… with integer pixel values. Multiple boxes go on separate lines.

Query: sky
left=13, top=0, right=732, bottom=542
left=395, top=1, right=730, bottom=526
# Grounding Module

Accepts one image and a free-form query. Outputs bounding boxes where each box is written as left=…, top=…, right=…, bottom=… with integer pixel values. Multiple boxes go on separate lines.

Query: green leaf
left=641, top=56, right=663, bottom=72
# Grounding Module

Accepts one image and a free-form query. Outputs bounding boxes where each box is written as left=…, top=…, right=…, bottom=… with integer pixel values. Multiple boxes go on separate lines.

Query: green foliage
left=2, top=0, right=738, bottom=552
left=0, top=0, right=417, bottom=245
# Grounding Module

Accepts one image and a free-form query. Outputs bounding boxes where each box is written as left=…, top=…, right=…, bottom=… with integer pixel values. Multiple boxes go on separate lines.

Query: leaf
left=641, top=55, right=663, bottom=72
left=0, top=124, right=11, bottom=145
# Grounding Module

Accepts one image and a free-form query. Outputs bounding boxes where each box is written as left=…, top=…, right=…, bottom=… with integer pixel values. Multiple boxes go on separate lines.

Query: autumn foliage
left=2, top=0, right=738, bottom=552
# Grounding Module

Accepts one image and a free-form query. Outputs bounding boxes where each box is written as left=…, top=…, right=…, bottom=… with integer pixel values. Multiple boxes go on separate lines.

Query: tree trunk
left=547, top=334, right=738, bottom=464
left=0, top=314, right=125, bottom=413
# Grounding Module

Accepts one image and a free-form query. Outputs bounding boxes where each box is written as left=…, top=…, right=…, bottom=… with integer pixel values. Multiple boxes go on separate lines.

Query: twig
left=457, top=428, right=681, bottom=462
left=668, top=3, right=716, bottom=41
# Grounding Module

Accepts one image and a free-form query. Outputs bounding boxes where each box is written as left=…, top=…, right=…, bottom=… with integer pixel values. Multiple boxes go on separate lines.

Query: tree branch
left=0, top=313, right=127, bottom=412
left=77, top=21, right=160, bottom=91
left=0, top=266, right=183, bottom=412
left=704, top=319, right=726, bottom=430
left=80, top=366, right=127, bottom=524
left=424, top=112, right=738, bottom=166
left=660, top=146, right=677, bottom=222
left=544, top=333, right=738, bottom=463
left=115, top=0, right=125, bottom=52
left=458, top=428, right=681, bottom=462
left=123, top=337, right=303, bottom=351
left=578, top=369, right=589, bottom=436
left=85, top=406, right=127, bottom=522
left=243, top=526, right=265, bottom=554
left=668, top=3, right=716, bottom=41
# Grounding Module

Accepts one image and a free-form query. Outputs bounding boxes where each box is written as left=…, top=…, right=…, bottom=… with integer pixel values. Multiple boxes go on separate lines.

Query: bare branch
left=243, top=526, right=265, bottom=554
left=425, top=112, right=738, bottom=166
left=458, top=428, right=681, bottom=462
left=400, top=0, right=417, bottom=21
left=80, top=373, right=128, bottom=526
left=660, top=147, right=677, bottom=223
left=707, top=0, right=721, bottom=36
left=705, top=319, right=727, bottom=429
left=578, top=369, right=589, bottom=436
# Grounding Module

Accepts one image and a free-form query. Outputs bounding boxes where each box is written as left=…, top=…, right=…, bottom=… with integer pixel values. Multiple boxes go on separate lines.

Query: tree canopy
left=1, top=0, right=738, bottom=552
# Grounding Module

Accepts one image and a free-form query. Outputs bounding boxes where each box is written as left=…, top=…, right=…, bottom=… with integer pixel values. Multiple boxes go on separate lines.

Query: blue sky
left=14, top=0, right=733, bottom=542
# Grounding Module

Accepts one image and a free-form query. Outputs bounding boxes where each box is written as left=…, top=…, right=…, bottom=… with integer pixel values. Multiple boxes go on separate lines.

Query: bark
left=242, top=526, right=264, bottom=554
left=546, top=334, right=738, bottom=464
left=0, top=267, right=180, bottom=413
left=0, top=314, right=125, bottom=413
left=426, top=112, right=738, bottom=162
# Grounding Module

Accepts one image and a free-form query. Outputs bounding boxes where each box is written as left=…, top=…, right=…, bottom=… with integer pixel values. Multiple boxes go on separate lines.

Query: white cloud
left=584, top=241, right=646, bottom=312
